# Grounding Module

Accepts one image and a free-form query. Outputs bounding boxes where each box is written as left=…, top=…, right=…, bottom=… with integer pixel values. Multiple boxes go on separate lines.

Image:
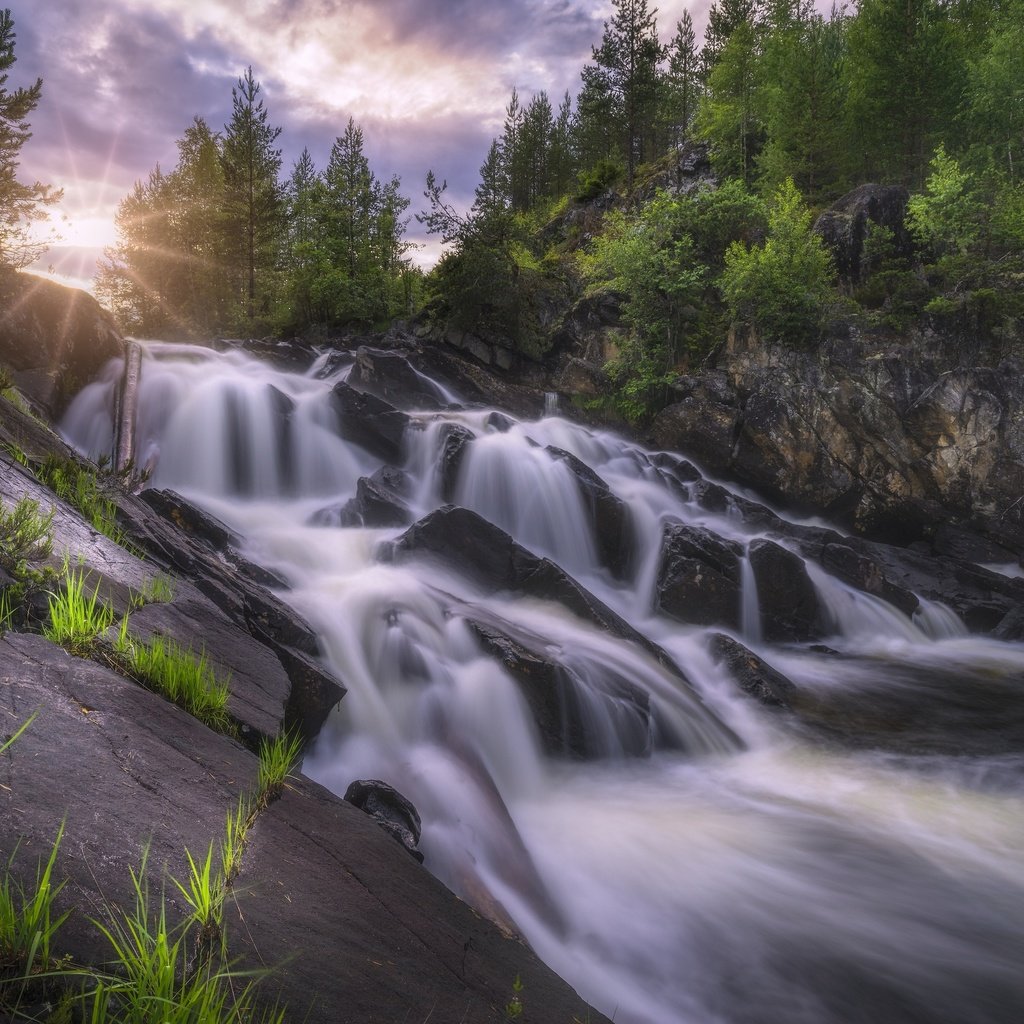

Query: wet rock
left=140, top=488, right=240, bottom=551
left=749, top=539, right=823, bottom=642
left=468, top=619, right=652, bottom=759
left=329, top=381, right=410, bottom=464
left=993, top=606, right=1024, bottom=642
left=438, top=424, right=475, bottom=503
left=820, top=542, right=920, bottom=617
left=345, top=779, right=424, bottom=862
left=485, top=411, right=515, bottom=433
left=655, top=524, right=743, bottom=629
left=547, top=445, right=633, bottom=578
left=335, top=468, right=413, bottom=528
left=348, top=346, right=447, bottom=410
left=708, top=633, right=798, bottom=708
left=652, top=373, right=740, bottom=475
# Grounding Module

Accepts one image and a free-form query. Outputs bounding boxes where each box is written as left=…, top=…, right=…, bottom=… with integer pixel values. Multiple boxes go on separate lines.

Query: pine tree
left=585, top=0, right=664, bottom=185
left=0, top=9, right=60, bottom=269
left=663, top=12, right=703, bottom=146
left=702, top=0, right=763, bottom=70
left=221, top=67, right=283, bottom=327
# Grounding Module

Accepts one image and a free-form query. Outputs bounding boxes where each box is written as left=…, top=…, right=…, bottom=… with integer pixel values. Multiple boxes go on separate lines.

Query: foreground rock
left=0, top=270, right=124, bottom=417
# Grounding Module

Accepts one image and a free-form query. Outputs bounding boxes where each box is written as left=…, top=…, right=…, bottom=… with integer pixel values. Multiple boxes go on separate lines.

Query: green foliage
left=36, top=455, right=124, bottom=546
left=257, top=732, right=304, bottom=805
left=721, top=178, right=834, bottom=343
left=907, top=145, right=982, bottom=257
left=0, top=824, right=68, bottom=978
left=44, top=570, right=115, bottom=656
left=0, top=496, right=53, bottom=576
left=575, top=158, right=624, bottom=202
left=170, top=844, right=224, bottom=960
left=504, top=973, right=524, bottom=1020
left=114, top=629, right=231, bottom=733
left=0, top=9, right=62, bottom=269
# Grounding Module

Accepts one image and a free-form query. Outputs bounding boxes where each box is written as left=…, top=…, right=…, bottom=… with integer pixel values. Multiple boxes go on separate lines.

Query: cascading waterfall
left=63, top=341, right=1024, bottom=1024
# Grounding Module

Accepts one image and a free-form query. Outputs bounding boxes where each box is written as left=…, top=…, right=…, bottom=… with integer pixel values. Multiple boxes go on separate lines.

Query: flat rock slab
left=0, top=632, right=257, bottom=960
left=231, top=775, right=606, bottom=1024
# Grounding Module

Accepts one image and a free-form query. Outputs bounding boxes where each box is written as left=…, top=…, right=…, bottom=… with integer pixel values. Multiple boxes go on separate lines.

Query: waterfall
left=61, top=341, right=1024, bottom=1024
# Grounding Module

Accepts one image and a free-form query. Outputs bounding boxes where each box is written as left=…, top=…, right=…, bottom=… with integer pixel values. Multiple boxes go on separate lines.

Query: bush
left=721, top=178, right=834, bottom=344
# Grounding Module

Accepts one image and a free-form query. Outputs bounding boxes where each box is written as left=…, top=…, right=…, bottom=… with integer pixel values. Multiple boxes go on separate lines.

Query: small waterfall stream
left=62, top=341, right=1024, bottom=1024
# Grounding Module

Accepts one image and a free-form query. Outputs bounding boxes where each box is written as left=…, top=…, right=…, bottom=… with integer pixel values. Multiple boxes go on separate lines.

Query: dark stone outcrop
left=329, top=381, right=410, bottom=463
left=348, top=346, right=449, bottom=410
left=318, top=467, right=413, bottom=528
left=546, top=445, right=633, bottom=578
left=0, top=270, right=125, bottom=416
left=345, top=779, right=424, bottom=861
left=438, top=423, right=475, bottom=502
left=708, top=633, right=798, bottom=708
left=749, top=539, right=823, bottom=642
left=813, top=183, right=913, bottom=283
left=652, top=372, right=740, bottom=475
left=655, top=524, right=743, bottom=629
left=819, top=541, right=920, bottom=618
left=467, top=618, right=652, bottom=759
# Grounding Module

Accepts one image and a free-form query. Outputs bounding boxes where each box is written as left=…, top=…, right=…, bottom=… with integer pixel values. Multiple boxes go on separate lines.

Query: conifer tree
left=221, top=67, right=283, bottom=326
left=663, top=12, right=703, bottom=146
left=0, top=9, right=60, bottom=269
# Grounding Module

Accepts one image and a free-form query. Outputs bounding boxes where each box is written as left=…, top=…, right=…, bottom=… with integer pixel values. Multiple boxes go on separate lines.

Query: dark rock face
left=652, top=330, right=1024, bottom=560
left=345, top=779, right=424, bottom=861
left=348, top=346, right=448, bottom=410
left=749, top=539, right=823, bottom=642
left=820, top=542, right=920, bottom=618
left=655, top=523, right=743, bottom=629
left=0, top=271, right=125, bottom=416
left=437, top=423, right=475, bottom=502
left=319, top=467, right=413, bottom=529
left=547, top=445, right=633, bottom=578
left=813, top=183, right=912, bottom=283
left=708, top=633, right=798, bottom=708
left=468, top=619, right=652, bottom=759
left=329, top=381, right=409, bottom=463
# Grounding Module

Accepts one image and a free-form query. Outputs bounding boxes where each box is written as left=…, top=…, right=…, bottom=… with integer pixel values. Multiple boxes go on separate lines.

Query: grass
left=43, top=569, right=116, bottom=656
left=0, top=824, right=69, bottom=979
left=220, top=797, right=253, bottom=886
left=113, top=624, right=232, bottom=734
left=36, top=454, right=125, bottom=547
left=0, top=496, right=54, bottom=575
left=257, top=732, right=303, bottom=805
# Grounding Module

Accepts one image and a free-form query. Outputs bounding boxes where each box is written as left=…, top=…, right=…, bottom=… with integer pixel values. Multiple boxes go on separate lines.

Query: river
left=63, top=341, right=1024, bottom=1024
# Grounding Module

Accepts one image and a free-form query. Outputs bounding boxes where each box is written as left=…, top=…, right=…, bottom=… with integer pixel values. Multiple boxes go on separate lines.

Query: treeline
left=423, top=0, right=1024, bottom=401
left=97, top=69, right=419, bottom=339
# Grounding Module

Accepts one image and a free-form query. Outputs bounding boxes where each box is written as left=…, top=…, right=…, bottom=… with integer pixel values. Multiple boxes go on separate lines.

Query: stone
left=329, top=382, right=410, bottom=464
left=708, top=633, right=798, bottom=708
left=655, top=523, right=743, bottom=629
left=347, top=346, right=447, bottom=410
left=749, top=539, right=823, bottom=642
left=437, top=423, right=475, bottom=503
left=345, top=779, right=424, bottom=861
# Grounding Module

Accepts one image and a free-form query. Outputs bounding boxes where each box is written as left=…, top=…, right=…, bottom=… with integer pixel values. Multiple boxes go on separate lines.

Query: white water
left=64, top=343, right=1024, bottom=1024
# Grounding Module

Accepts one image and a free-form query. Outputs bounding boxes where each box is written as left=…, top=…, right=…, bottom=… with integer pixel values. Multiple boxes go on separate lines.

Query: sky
left=8, top=0, right=727, bottom=293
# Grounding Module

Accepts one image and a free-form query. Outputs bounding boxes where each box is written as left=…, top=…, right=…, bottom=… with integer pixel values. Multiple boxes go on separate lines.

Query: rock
left=485, top=411, right=515, bottom=433
left=331, top=468, right=413, bottom=528
left=993, top=606, right=1024, bottom=641
left=652, top=373, right=740, bottom=475
left=0, top=270, right=124, bottom=416
left=345, top=779, right=424, bottom=862
left=749, top=539, right=823, bottom=642
left=546, top=445, right=633, bottom=578
left=813, top=183, right=913, bottom=283
left=708, top=633, right=798, bottom=708
left=655, top=523, right=743, bottom=629
left=467, top=619, right=652, bottom=759
left=820, top=542, right=920, bottom=617
left=140, top=487, right=240, bottom=551
left=552, top=356, right=609, bottom=398
left=329, top=382, right=410, bottom=464
left=438, top=423, right=475, bottom=503
left=347, top=346, right=448, bottom=410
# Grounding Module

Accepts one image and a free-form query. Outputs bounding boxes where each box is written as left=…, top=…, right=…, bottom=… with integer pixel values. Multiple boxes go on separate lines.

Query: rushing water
left=64, top=342, right=1024, bottom=1024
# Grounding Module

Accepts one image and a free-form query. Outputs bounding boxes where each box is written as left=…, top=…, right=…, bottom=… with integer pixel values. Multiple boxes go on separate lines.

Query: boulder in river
left=345, top=779, right=424, bottom=861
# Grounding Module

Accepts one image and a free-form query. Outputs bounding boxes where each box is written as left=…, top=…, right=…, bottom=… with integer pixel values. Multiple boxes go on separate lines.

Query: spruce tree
left=221, top=67, right=283, bottom=327
left=663, top=12, right=702, bottom=146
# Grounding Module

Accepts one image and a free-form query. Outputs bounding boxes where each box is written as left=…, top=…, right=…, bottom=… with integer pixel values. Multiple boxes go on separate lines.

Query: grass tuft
left=36, top=454, right=126, bottom=547
left=257, top=732, right=303, bottom=806
left=43, top=570, right=116, bottom=656
left=116, top=631, right=232, bottom=733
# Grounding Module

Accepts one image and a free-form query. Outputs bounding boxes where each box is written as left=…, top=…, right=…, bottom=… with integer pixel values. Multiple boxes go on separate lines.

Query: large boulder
left=347, top=346, right=449, bottom=410
left=329, top=381, right=409, bottom=464
left=655, top=523, right=743, bottom=629
left=707, top=633, right=798, bottom=708
left=0, top=270, right=125, bottom=416
left=813, top=183, right=912, bottom=283
left=749, top=539, right=823, bottom=642
left=345, top=779, right=424, bottom=861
